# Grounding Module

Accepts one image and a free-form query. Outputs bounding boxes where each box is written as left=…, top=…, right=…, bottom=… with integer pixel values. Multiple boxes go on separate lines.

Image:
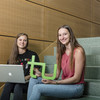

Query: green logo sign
left=28, top=56, right=57, bottom=80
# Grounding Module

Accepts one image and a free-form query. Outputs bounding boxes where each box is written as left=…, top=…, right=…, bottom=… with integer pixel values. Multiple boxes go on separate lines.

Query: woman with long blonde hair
left=28, top=25, right=86, bottom=100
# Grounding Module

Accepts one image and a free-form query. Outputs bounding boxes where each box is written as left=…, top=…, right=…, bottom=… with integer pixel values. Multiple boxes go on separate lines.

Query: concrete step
left=44, top=56, right=56, bottom=65
left=45, top=65, right=100, bottom=96
left=86, top=55, right=100, bottom=66
left=45, top=65, right=100, bottom=80
left=84, top=79, right=100, bottom=96
left=54, top=46, right=100, bottom=56
left=44, top=54, right=100, bottom=66
left=83, top=46, right=100, bottom=55
left=40, top=95, right=100, bottom=100
left=68, top=96, right=100, bottom=100
left=77, top=37, right=100, bottom=47
left=85, top=66, right=100, bottom=79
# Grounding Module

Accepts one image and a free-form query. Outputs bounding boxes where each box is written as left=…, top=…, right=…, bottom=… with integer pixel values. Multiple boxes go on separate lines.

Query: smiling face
left=17, top=35, right=28, bottom=49
left=58, top=28, right=70, bottom=45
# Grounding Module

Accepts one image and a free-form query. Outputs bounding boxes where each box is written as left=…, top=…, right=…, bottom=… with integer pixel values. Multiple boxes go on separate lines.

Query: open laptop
left=0, top=64, right=28, bottom=83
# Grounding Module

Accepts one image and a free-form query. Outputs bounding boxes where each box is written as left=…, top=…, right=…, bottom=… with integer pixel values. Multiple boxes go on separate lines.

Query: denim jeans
left=0, top=82, right=28, bottom=100
left=27, top=77, right=84, bottom=100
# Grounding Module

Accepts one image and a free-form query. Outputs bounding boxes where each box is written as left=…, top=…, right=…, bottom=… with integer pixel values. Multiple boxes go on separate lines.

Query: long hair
left=57, top=25, right=81, bottom=70
left=8, top=33, right=28, bottom=64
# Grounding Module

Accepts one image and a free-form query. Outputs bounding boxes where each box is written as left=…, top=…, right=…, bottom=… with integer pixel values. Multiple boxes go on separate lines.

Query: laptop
left=0, top=64, right=28, bottom=83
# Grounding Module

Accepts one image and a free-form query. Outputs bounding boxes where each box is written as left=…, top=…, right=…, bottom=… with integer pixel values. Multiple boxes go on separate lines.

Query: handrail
left=39, top=40, right=57, bottom=62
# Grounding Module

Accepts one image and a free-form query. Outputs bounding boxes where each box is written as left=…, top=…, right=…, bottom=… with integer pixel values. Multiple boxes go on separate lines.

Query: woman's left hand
left=42, top=79, right=53, bottom=84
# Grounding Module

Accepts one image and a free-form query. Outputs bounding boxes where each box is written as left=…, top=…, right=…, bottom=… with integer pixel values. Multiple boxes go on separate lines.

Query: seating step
left=85, top=66, right=100, bottom=79
left=86, top=55, right=100, bottom=66
left=40, top=95, right=100, bottom=100
left=84, top=79, right=100, bottom=96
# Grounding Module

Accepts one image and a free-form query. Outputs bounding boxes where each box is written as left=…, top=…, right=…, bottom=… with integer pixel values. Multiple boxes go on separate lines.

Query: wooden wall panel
left=0, top=0, right=100, bottom=64
left=0, top=37, right=14, bottom=64
left=45, top=0, right=92, bottom=21
left=92, top=0, right=100, bottom=24
left=0, top=36, right=51, bottom=64
left=91, top=23, right=100, bottom=37
left=27, top=0, right=44, bottom=5
left=44, top=8, right=91, bottom=40
left=28, top=40, right=51, bottom=55
left=0, top=0, right=45, bottom=40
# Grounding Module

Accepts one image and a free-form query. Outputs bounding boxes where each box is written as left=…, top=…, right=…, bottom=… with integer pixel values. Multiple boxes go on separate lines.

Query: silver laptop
left=0, top=64, right=28, bottom=83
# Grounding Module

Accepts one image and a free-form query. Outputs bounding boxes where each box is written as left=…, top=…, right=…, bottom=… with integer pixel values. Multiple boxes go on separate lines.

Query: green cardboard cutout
left=28, top=56, right=57, bottom=80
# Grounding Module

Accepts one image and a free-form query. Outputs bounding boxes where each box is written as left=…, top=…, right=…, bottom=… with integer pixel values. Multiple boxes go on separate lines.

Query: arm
left=25, top=75, right=31, bottom=80
left=43, top=47, right=85, bottom=84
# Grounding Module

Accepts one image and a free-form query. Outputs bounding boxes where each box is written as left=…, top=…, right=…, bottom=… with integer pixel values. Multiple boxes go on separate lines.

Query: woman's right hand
left=34, top=68, right=41, bottom=77
left=35, top=71, right=41, bottom=77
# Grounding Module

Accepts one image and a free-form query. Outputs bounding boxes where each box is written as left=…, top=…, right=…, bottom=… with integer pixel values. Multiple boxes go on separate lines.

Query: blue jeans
left=27, top=77, right=84, bottom=100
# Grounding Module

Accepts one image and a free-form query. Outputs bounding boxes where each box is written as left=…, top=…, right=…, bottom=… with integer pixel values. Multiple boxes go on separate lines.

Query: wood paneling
left=0, top=37, right=13, bottom=64
left=45, top=0, right=92, bottom=21
left=0, top=0, right=100, bottom=64
left=0, top=0, right=45, bottom=40
left=91, top=23, right=100, bottom=37
left=44, top=8, right=91, bottom=40
left=92, top=0, right=100, bottom=24
left=28, top=40, right=51, bottom=55
left=27, top=0, right=44, bottom=5
left=0, top=36, right=51, bottom=64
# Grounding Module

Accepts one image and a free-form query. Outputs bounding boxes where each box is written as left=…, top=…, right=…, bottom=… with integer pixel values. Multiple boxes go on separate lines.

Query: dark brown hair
left=57, top=25, right=81, bottom=70
left=8, top=33, right=28, bottom=64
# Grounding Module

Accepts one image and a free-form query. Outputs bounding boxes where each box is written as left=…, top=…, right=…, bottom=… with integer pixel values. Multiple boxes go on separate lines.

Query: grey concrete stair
left=84, top=79, right=100, bottom=96
left=68, top=96, right=100, bottom=100
left=86, top=55, right=100, bottom=66
left=44, top=56, right=56, bottom=65
left=40, top=95, right=100, bottom=100
left=77, top=37, right=100, bottom=47
left=85, top=66, right=100, bottom=79
left=43, top=37, right=100, bottom=100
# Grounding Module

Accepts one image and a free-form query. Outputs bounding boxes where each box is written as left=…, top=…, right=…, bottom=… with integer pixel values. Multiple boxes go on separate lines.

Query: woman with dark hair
left=27, top=25, right=86, bottom=100
left=0, top=33, right=40, bottom=100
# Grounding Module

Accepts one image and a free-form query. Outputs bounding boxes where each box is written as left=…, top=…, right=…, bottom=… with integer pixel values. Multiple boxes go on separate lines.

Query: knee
left=14, top=84, right=22, bottom=92
left=33, top=84, right=43, bottom=93
left=32, top=85, right=40, bottom=93
left=29, top=78, right=38, bottom=86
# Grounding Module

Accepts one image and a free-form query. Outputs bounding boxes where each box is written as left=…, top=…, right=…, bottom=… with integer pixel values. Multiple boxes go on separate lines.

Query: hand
left=34, top=68, right=41, bottom=77
left=35, top=71, right=41, bottom=77
left=29, top=68, right=41, bottom=77
left=42, top=79, right=53, bottom=84
left=25, top=75, right=30, bottom=81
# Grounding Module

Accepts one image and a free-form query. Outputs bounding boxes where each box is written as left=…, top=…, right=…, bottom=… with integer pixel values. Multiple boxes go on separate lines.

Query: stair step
left=85, top=66, right=100, bottom=79
left=86, top=55, right=100, bottom=66
left=54, top=46, right=100, bottom=56
left=40, top=95, right=100, bottom=100
left=84, top=79, right=100, bottom=96
left=68, top=95, right=100, bottom=100
left=83, top=46, right=100, bottom=55
left=44, top=54, right=100, bottom=66
left=45, top=65, right=100, bottom=80
left=77, top=37, right=100, bottom=46
left=45, top=65, right=100, bottom=96
left=44, top=56, right=56, bottom=65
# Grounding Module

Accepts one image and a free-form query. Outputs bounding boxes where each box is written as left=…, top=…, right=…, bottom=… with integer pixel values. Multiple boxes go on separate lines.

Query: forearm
left=55, top=76, right=79, bottom=84
left=25, top=75, right=31, bottom=80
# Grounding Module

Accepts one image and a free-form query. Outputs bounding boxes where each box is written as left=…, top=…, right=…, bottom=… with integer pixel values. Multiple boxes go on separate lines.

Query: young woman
left=0, top=33, right=40, bottom=100
left=27, top=25, right=86, bottom=100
